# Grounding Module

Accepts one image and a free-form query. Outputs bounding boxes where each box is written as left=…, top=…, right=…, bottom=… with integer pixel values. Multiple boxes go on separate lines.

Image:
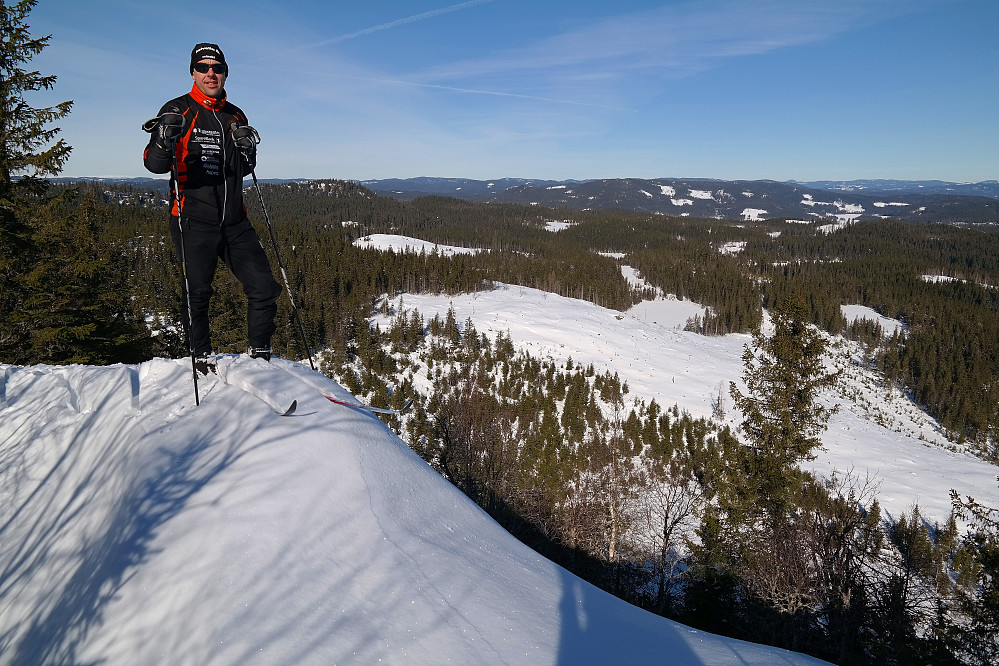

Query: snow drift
left=0, top=356, right=828, bottom=665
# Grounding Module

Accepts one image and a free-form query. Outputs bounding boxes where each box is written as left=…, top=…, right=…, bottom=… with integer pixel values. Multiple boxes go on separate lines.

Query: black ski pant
left=170, top=216, right=282, bottom=356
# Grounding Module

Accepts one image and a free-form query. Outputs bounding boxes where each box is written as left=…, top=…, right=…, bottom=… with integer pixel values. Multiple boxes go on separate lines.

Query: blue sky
left=27, top=0, right=998, bottom=182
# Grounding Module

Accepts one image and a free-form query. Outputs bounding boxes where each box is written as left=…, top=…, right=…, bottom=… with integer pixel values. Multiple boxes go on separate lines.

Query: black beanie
left=190, top=43, right=227, bottom=74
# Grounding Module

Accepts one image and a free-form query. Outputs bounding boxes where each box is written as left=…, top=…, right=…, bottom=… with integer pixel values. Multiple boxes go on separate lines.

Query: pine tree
left=0, top=1, right=72, bottom=191
left=2, top=1, right=148, bottom=364
left=950, top=483, right=999, bottom=665
left=1, top=0, right=73, bottom=361
left=729, top=291, right=839, bottom=508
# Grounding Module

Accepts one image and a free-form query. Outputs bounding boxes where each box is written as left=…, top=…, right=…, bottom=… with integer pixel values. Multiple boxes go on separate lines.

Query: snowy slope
left=0, top=356, right=828, bottom=665
left=374, top=283, right=999, bottom=526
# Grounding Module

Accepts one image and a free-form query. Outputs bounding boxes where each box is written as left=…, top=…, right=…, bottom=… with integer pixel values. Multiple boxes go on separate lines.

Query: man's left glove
left=230, top=123, right=260, bottom=162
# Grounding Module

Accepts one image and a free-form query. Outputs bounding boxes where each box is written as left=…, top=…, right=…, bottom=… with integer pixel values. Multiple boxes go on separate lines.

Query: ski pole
left=248, top=169, right=317, bottom=371
left=144, top=110, right=200, bottom=404
left=172, top=153, right=201, bottom=405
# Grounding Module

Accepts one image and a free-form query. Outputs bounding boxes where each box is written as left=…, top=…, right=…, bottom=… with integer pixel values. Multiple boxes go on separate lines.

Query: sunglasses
left=193, top=62, right=226, bottom=74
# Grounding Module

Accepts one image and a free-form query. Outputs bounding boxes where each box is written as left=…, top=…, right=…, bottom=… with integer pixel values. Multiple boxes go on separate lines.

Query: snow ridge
left=0, top=357, right=828, bottom=665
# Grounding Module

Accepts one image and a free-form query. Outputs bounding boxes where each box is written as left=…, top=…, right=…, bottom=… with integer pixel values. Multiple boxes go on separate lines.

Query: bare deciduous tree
left=634, top=456, right=705, bottom=614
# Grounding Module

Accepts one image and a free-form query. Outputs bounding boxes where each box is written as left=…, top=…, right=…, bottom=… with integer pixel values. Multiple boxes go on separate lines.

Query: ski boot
left=248, top=346, right=272, bottom=362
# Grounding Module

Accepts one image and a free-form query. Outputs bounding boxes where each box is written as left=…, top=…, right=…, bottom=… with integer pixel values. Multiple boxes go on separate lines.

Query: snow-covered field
left=355, top=233, right=483, bottom=256
left=377, top=283, right=997, bottom=525
left=841, top=304, right=907, bottom=337
left=0, top=357, right=827, bottom=665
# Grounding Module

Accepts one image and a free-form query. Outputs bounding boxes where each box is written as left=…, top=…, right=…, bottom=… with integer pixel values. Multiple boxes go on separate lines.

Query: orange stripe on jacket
left=171, top=108, right=198, bottom=217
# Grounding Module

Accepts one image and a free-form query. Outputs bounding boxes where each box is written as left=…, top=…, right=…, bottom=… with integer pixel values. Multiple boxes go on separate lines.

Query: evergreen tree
left=0, top=1, right=72, bottom=191
left=0, top=1, right=70, bottom=359
left=950, top=483, right=999, bottom=665
left=729, top=291, right=839, bottom=510
left=1, top=1, right=148, bottom=364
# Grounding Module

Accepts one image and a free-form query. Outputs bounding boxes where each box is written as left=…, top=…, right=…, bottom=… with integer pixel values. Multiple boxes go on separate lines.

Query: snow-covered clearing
left=378, top=283, right=997, bottom=526
left=544, top=220, right=576, bottom=232
left=357, top=236, right=996, bottom=525
left=841, top=304, right=907, bottom=337
left=741, top=208, right=768, bottom=221
left=718, top=241, right=748, bottom=255
left=355, top=233, right=482, bottom=256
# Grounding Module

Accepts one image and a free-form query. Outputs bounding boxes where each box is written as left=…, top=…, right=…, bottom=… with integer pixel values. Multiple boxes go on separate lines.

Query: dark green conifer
left=1, top=4, right=153, bottom=364
left=1, top=0, right=71, bottom=361
left=729, top=291, right=839, bottom=501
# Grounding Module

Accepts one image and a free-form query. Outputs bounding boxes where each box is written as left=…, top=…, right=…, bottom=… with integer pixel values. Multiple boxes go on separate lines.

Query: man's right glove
left=141, top=112, right=186, bottom=151
left=230, top=123, right=260, bottom=170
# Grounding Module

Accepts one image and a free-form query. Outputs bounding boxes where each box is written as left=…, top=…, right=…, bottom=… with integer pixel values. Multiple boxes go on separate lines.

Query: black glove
left=142, top=112, right=185, bottom=151
left=230, top=123, right=260, bottom=160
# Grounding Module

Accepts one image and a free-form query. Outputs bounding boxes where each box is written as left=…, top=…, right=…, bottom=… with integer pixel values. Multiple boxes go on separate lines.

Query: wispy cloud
left=368, top=77, right=632, bottom=110
left=415, top=0, right=923, bottom=84
left=253, top=63, right=633, bottom=111
left=277, top=0, right=498, bottom=57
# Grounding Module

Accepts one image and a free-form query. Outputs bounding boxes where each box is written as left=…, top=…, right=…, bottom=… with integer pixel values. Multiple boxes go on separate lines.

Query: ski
left=269, top=362, right=414, bottom=416
left=323, top=395, right=413, bottom=416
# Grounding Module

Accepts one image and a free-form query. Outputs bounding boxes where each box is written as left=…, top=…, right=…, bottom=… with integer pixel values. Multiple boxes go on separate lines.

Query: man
left=143, top=43, right=281, bottom=374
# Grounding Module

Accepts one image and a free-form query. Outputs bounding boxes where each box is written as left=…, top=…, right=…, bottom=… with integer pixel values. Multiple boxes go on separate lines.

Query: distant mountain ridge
left=359, top=177, right=581, bottom=200
left=794, top=179, right=999, bottom=199
left=361, top=177, right=999, bottom=223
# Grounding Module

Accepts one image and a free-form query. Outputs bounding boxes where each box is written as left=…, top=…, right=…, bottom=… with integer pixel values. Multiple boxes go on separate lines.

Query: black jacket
left=144, top=84, right=254, bottom=226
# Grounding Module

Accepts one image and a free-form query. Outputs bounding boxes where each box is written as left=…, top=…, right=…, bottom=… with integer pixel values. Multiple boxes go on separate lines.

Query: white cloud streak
left=284, top=0, right=498, bottom=55
left=258, top=63, right=633, bottom=111
left=415, top=0, right=924, bottom=84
